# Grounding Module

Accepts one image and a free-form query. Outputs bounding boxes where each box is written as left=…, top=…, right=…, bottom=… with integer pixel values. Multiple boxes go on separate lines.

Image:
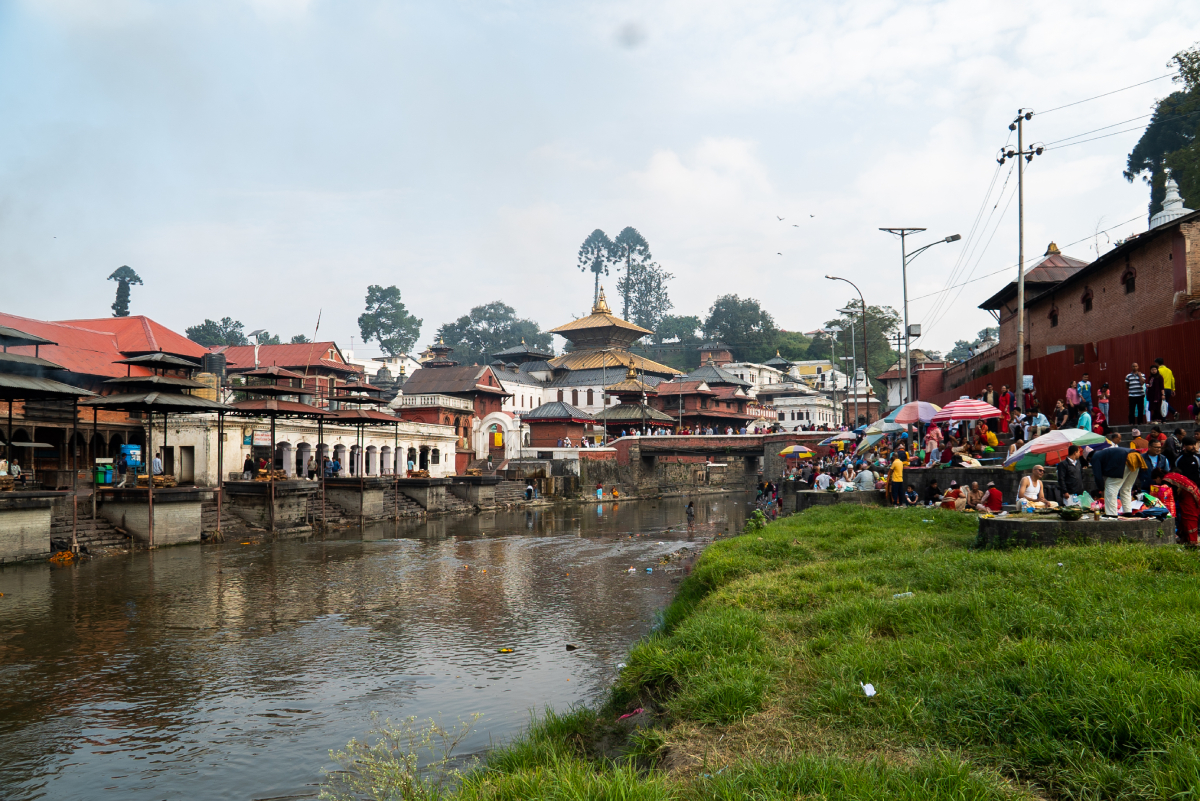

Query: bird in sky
left=776, top=216, right=784, bottom=220
left=777, top=252, right=783, bottom=255
left=792, top=224, right=799, bottom=228
left=810, top=214, right=815, bottom=217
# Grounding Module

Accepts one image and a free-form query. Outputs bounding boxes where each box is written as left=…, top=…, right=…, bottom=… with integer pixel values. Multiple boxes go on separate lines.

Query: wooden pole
left=147, top=410, right=155, bottom=548
left=92, top=407, right=98, bottom=521
left=71, top=398, right=78, bottom=553
left=269, top=415, right=276, bottom=533
left=216, top=412, right=225, bottom=540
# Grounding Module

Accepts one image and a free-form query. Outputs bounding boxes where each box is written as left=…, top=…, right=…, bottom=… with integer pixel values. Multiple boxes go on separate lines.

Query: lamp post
left=825, top=276, right=869, bottom=420
left=877, top=230, right=961, bottom=404
left=827, top=326, right=842, bottom=427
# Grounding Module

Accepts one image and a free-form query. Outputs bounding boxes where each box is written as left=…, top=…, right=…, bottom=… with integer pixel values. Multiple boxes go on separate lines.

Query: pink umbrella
left=891, top=401, right=942, bottom=425
left=930, top=397, right=1002, bottom=422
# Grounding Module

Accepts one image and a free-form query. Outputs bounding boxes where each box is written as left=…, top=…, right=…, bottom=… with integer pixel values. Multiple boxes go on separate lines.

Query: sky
left=2, top=0, right=1199, bottom=360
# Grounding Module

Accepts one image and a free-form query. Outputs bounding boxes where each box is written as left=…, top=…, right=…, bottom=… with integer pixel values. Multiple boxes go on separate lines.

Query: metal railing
left=394, top=394, right=473, bottom=411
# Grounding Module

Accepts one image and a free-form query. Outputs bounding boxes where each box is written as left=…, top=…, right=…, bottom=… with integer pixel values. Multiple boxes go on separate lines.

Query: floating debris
left=498, top=648, right=514, bottom=653
left=565, top=644, right=579, bottom=651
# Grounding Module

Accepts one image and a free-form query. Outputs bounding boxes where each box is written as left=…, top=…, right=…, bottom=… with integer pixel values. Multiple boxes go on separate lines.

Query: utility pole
left=998, top=111, right=1043, bottom=413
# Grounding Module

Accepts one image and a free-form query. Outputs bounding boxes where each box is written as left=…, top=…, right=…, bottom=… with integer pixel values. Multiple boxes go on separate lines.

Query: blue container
left=120, top=444, right=143, bottom=471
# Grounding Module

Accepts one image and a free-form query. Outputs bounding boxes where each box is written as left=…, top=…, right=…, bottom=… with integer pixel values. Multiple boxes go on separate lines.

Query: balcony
left=396, top=394, right=473, bottom=411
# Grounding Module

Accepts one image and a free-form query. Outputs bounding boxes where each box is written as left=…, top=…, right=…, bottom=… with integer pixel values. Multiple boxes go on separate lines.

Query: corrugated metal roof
left=522, top=401, right=594, bottom=422
left=653, top=380, right=715, bottom=396
left=401, top=365, right=510, bottom=396
left=0, top=324, right=55, bottom=347
left=548, top=349, right=682, bottom=375
left=227, top=398, right=335, bottom=417
left=0, top=312, right=155, bottom=379
left=0, top=373, right=96, bottom=400
left=594, top=403, right=675, bottom=423
left=81, top=392, right=229, bottom=412
left=686, top=363, right=751, bottom=387
left=56, top=316, right=207, bottom=359
left=0, top=352, right=66, bottom=371
left=220, top=342, right=361, bottom=374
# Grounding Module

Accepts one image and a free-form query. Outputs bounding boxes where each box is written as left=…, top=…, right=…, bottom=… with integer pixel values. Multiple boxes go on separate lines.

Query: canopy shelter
left=1, top=324, right=98, bottom=552
left=931, top=398, right=1002, bottom=423
left=82, top=387, right=231, bottom=547
left=227, top=373, right=332, bottom=532
left=114, top=352, right=202, bottom=370
left=1003, top=429, right=1112, bottom=471
left=887, top=401, right=942, bottom=425
left=778, top=445, right=816, bottom=459
left=326, top=401, right=406, bottom=524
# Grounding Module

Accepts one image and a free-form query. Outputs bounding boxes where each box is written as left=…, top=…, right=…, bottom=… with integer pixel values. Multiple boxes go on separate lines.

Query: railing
left=394, top=394, right=473, bottom=411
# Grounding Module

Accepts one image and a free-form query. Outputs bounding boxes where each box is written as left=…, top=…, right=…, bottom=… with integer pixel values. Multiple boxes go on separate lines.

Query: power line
left=1036, top=73, right=1177, bottom=115
left=908, top=212, right=1144, bottom=303
left=1043, top=113, right=1154, bottom=145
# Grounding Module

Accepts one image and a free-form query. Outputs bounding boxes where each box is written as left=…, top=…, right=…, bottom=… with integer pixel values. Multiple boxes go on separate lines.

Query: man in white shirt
left=152, top=451, right=164, bottom=476
left=814, top=471, right=832, bottom=491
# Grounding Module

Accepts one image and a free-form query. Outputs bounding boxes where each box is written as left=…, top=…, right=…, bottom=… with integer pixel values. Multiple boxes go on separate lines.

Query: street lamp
left=877, top=230, right=960, bottom=404
left=827, top=275, right=869, bottom=422
left=827, top=326, right=843, bottom=427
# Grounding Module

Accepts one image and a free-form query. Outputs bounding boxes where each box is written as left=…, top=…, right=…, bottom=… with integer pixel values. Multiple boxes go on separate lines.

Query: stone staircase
left=382, top=485, right=427, bottom=518
left=50, top=509, right=130, bottom=553
left=495, top=480, right=529, bottom=505
left=200, top=499, right=252, bottom=538
left=441, top=493, right=477, bottom=515
left=465, top=458, right=508, bottom=476
left=307, top=493, right=359, bottom=525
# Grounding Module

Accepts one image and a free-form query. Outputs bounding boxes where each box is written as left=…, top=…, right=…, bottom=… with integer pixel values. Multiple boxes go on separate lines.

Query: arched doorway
left=419, top=446, right=429, bottom=470
left=488, top=424, right=504, bottom=461
left=406, top=447, right=417, bottom=474
left=276, top=441, right=293, bottom=476
left=297, top=442, right=312, bottom=478
left=333, top=444, right=347, bottom=476
left=366, top=445, right=378, bottom=476
left=380, top=445, right=392, bottom=475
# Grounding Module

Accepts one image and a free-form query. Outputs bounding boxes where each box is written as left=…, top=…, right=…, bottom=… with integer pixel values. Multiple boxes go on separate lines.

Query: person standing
left=1065, top=381, right=1081, bottom=408
left=888, top=450, right=906, bottom=506
left=1078, top=372, right=1093, bottom=408
left=1125, top=363, right=1147, bottom=425
left=686, top=501, right=695, bottom=527
left=1147, top=365, right=1165, bottom=423
left=979, top=383, right=999, bottom=433
left=1155, top=358, right=1176, bottom=420
left=116, top=452, right=129, bottom=488
left=1140, top=439, right=1170, bottom=491
left=242, top=454, right=255, bottom=480
left=1096, top=383, right=1111, bottom=422
left=1093, top=446, right=1143, bottom=518
left=998, top=384, right=1013, bottom=434
left=306, top=456, right=317, bottom=480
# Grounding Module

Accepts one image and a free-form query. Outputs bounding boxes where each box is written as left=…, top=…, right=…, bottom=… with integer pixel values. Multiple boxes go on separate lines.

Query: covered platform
left=977, top=514, right=1176, bottom=548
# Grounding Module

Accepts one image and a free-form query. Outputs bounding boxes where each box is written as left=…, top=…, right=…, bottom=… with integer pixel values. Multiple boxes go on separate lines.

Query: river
left=0, top=493, right=751, bottom=800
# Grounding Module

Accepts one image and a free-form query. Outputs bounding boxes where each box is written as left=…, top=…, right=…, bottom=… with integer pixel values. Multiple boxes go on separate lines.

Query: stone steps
left=50, top=512, right=130, bottom=552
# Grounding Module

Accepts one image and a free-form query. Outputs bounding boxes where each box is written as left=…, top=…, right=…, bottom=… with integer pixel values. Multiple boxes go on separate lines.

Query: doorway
left=180, top=446, right=195, bottom=484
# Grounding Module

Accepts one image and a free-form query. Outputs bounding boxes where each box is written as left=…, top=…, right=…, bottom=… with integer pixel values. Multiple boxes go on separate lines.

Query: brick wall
left=527, top=421, right=587, bottom=447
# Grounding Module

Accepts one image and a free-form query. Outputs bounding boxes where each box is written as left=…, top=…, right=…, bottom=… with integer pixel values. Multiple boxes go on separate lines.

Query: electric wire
left=1035, top=73, right=1177, bottom=115
left=909, top=212, right=1144, bottom=303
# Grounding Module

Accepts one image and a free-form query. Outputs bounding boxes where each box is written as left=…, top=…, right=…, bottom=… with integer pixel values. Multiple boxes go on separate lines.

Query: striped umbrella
left=778, top=445, right=816, bottom=459
left=1003, top=429, right=1112, bottom=471
left=930, top=397, right=1002, bottom=422
left=888, top=401, right=942, bottom=425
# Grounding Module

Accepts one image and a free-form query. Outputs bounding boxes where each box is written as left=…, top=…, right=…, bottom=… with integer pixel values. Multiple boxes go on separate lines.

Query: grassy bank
left=333, top=505, right=1200, bottom=800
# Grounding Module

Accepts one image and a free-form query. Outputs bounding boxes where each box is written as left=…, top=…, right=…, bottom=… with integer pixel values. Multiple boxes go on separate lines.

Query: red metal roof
left=654, top=380, right=716, bottom=396
left=56, top=316, right=207, bottom=359
left=219, top=342, right=361, bottom=374
left=0, top=312, right=155, bottom=379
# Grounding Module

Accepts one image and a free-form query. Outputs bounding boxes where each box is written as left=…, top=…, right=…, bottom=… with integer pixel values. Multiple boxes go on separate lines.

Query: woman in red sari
left=997, top=384, right=1013, bottom=434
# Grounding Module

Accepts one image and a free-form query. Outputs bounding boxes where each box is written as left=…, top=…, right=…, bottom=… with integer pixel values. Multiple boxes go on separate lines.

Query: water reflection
left=0, top=494, right=749, bottom=801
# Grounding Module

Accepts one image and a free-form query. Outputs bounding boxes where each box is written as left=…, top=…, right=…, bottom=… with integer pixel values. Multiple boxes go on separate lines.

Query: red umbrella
left=930, top=397, right=1001, bottom=422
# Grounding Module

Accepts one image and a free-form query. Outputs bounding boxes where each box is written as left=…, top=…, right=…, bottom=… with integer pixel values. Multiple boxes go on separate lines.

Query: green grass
left=359, top=506, right=1200, bottom=799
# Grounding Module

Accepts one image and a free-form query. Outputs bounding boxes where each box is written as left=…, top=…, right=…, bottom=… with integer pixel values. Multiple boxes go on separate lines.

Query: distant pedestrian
left=1078, top=373, right=1093, bottom=407
left=306, top=456, right=316, bottom=480
left=888, top=450, right=906, bottom=505
left=1155, top=358, right=1177, bottom=420
left=1096, top=383, right=1111, bottom=422
left=525, top=483, right=534, bottom=500
left=117, top=453, right=129, bottom=487
left=686, top=501, right=695, bottom=527
left=152, top=451, right=163, bottom=476
left=242, top=455, right=255, bottom=480
left=1147, top=365, right=1165, bottom=422
left=1125, top=363, right=1147, bottom=425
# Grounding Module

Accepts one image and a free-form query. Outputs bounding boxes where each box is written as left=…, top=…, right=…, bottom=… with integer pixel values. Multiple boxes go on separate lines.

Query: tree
left=814, top=299, right=902, bottom=398
left=1125, top=43, right=1200, bottom=220
left=623, top=261, right=674, bottom=334
left=653, top=314, right=702, bottom=346
left=702, top=295, right=777, bottom=363
left=945, top=327, right=999, bottom=362
left=108, top=266, right=143, bottom=317
left=577, top=229, right=616, bottom=305
left=185, top=317, right=249, bottom=347
left=773, top=331, right=810, bottom=362
left=435, top=301, right=553, bottom=367
left=290, top=334, right=311, bottom=344
left=258, top=332, right=282, bottom=345
left=611, top=227, right=654, bottom=318
left=358, top=285, right=422, bottom=357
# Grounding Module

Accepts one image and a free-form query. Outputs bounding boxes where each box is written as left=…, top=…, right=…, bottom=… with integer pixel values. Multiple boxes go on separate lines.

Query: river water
left=0, top=494, right=750, bottom=800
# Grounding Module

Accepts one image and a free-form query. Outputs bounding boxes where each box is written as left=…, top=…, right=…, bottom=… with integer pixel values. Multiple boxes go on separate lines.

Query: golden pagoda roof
left=605, top=365, right=658, bottom=394
left=547, top=348, right=682, bottom=375
left=547, top=288, right=653, bottom=338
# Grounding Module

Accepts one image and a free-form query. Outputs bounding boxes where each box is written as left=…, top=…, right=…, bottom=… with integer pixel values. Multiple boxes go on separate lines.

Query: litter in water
left=861, top=682, right=876, bottom=697
left=498, top=648, right=514, bottom=653
left=645, top=567, right=653, bottom=574
left=566, top=644, right=579, bottom=651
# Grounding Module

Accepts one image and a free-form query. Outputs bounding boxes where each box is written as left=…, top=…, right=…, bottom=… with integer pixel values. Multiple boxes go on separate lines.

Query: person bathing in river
left=686, top=501, right=695, bottom=527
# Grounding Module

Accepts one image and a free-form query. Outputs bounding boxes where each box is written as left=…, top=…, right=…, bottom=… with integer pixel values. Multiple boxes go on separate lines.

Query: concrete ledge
left=449, top=476, right=497, bottom=508
left=977, top=515, right=1176, bottom=548
left=97, top=487, right=216, bottom=504
left=224, top=480, right=317, bottom=529
left=796, top=490, right=886, bottom=513
left=0, top=500, right=54, bottom=563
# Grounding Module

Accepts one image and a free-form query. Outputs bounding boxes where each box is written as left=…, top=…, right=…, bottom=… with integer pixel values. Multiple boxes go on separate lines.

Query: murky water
left=0, top=494, right=750, bottom=800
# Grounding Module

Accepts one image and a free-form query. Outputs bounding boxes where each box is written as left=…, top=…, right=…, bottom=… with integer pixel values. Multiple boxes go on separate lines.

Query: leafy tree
left=653, top=314, right=703, bottom=346
left=702, top=295, right=777, bottom=363
left=623, top=261, right=674, bottom=334
left=577, top=229, right=616, bottom=305
left=813, top=299, right=902, bottom=398
left=290, top=334, right=311, bottom=344
left=611, top=227, right=654, bottom=318
left=434, top=301, right=553, bottom=367
left=108, top=266, right=143, bottom=317
left=358, top=285, right=422, bottom=357
left=185, top=317, right=248, bottom=347
left=945, top=327, right=999, bottom=362
left=773, top=330, right=810, bottom=362
left=258, top=332, right=282, bottom=345
left=1125, top=43, right=1200, bottom=220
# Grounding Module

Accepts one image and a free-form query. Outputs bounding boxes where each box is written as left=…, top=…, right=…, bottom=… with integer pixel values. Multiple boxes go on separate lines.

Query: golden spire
left=626, top=365, right=637, bottom=380
left=593, top=286, right=612, bottom=315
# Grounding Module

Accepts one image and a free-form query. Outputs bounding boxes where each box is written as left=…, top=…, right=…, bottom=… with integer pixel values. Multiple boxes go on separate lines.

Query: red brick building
left=522, top=401, right=594, bottom=447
